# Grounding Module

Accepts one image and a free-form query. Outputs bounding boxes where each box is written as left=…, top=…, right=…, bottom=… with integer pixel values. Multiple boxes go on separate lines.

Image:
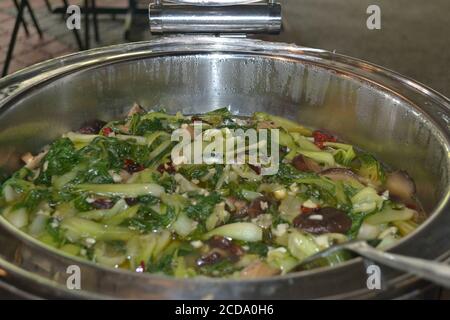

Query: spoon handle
left=348, top=242, right=450, bottom=288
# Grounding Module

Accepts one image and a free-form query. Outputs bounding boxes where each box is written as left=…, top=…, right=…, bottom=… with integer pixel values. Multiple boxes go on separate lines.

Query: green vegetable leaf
left=147, top=253, right=174, bottom=275
left=129, top=206, right=176, bottom=232
left=185, top=192, right=222, bottom=222
left=246, top=242, right=269, bottom=256
left=356, top=153, right=386, bottom=185
left=36, top=138, right=78, bottom=185
left=133, top=118, right=165, bottom=135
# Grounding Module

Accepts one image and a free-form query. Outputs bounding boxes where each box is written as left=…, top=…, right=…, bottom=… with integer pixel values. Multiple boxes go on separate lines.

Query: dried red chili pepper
left=313, top=130, right=337, bottom=149
left=136, top=260, right=145, bottom=273
left=300, top=205, right=320, bottom=214
left=101, top=127, right=113, bottom=136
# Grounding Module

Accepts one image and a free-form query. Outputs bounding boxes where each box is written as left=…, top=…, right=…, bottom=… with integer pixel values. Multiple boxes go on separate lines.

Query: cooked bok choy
left=0, top=105, right=425, bottom=278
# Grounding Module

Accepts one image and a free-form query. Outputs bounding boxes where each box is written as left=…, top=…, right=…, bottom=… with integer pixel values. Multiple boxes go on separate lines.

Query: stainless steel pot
left=0, top=36, right=449, bottom=299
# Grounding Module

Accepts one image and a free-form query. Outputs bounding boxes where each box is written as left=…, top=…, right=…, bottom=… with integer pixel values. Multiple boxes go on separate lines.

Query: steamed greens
left=0, top=106, right=424, bottom=278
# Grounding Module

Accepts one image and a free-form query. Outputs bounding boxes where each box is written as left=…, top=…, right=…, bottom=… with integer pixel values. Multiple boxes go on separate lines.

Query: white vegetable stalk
left=203, top=222, right=263, bottom=242
left=75, top=183, right=165, bottom=197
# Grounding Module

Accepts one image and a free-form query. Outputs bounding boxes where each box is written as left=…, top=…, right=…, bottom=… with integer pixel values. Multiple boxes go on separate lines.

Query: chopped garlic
left=190, top=240, right=203, bottom=248
left=314, top=235, right=331, bottom=249
left=268, top=247, right=287, bottom=254
left=85, top=238, right=96, bottom=246
left=302, top=199, right=318, bottom=209
left=36, top=209, right=50, bottom=217
left=260, top=201, right=269, bottom=211
left=86, top=197, right=96, bottom=203
left=109, top=170, right=122, bottom=183
left=289, top=183, right=299, bottom=192
left=251, top=214, right=272, bottom=229
left=272, top=223, right=289, bottom=237
left=273, top=188, right=287, bottom=200
left=378, top=226, right=398, bottom=239
left=50, top=220, right=59, bottom=228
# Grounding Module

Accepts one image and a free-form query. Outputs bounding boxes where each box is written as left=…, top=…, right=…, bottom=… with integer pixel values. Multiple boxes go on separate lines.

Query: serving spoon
left=296, top=240, right=450, bottom=288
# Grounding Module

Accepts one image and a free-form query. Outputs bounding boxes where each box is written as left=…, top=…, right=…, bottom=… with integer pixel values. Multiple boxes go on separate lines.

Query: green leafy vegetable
left=36, top=138, right=78, bottom=185
left=185, top=192, right=222, bottom=222
left=356, top=154, right=386, bottom=185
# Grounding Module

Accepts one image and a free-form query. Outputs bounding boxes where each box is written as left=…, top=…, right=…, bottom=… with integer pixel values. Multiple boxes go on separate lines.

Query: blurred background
left=0, top=0, right=449, bottom=96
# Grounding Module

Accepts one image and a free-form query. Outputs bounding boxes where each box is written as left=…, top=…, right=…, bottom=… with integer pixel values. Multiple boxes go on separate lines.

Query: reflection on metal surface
left=149, top=1, right=282, bottom=34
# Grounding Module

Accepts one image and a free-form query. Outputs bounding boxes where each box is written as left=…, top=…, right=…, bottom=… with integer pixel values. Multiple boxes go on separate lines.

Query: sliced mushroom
left=226, top=197, right=249, bottom=218
left=127, top=102, right=146, bottom=117
left=188, top=115, right=205, bottom=125
left=386, top=170, right=416, bottom=203
left=320, top=168, right=364, bottom=187
left=21, top=148, right=49, bottom=170
left=256, top=120, right=278, bottom=130
left=292, top=155, right=321, bottom=173
left=248, top=164, right=261, bottom=175
left=247, top=196, right=270, bottom=218
left=293, top=207, right=352, bottom=235
left=240, top=261, right=280, bottom=278
left=118, top=169, right=131, bottom=183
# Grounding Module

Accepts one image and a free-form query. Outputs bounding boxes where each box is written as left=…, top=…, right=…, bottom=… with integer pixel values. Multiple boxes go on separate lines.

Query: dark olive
left=123, top=159, right=145, bottom=173
left=208, top=235, right=232, bottom=249
left=124, top=197, right=139, bottom=206
left=293, top=207, right=352, bottom=234
left=208, top=236, right=244, bottom=259
left=91, top=198, right=114, bottom=210
left=157, top=161, right=176, bottom=174
left=78, top=119, right=107, bottom=134
left=196, top=251, right=223, bottom=267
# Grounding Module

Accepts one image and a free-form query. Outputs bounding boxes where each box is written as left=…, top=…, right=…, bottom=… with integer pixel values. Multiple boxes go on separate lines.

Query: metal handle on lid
left=149, top=0, right=282, bottom=35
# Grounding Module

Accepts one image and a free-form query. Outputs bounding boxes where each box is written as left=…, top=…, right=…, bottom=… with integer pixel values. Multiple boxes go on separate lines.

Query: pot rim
left=0, top=36, right=449, bottom=298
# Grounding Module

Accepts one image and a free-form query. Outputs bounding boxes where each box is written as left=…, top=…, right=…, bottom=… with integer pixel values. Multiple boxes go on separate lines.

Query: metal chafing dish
left=0, top=1, right=449, bottom=299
